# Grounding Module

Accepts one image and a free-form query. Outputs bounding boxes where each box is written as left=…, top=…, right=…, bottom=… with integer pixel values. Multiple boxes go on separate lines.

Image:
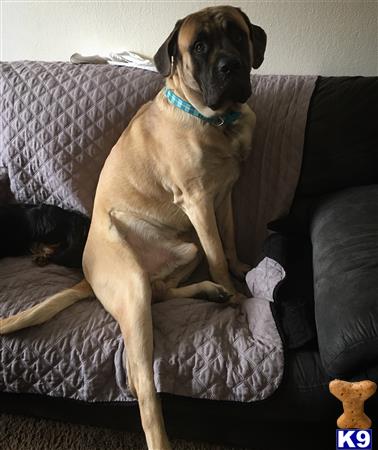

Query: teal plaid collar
left=163, top=88, right=241, bottom=126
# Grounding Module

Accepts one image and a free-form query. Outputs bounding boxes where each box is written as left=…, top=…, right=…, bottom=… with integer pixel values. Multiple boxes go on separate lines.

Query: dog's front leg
left=83, top=226, right=171, bottom=450
left=183, top=196, right=235, bottom=294
left=217, top=192, right=251, bottom=279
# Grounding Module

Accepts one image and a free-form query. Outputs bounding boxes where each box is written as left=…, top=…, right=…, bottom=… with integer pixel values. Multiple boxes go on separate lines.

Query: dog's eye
left=194, top=41, right=206, bottom=53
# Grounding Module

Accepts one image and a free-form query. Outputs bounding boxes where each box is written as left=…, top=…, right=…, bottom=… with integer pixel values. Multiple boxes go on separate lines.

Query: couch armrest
left=311, top=185, right=378, bottom=377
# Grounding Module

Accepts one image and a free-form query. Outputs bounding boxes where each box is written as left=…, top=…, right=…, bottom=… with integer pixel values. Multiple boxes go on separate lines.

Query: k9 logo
left=336, top=430, right=372, bottom=449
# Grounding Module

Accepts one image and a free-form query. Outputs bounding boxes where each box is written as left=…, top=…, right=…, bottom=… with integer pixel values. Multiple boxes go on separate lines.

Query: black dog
left=0, top=204, right=90, bottom=268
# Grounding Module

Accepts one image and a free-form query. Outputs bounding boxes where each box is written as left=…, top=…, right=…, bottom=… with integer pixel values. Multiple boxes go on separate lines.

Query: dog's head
left=154, top=6, right=266, bottom=113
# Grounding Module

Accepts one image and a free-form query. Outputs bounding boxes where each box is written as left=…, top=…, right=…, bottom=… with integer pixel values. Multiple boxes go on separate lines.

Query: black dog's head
left=154, top=6, right=267, bottom=113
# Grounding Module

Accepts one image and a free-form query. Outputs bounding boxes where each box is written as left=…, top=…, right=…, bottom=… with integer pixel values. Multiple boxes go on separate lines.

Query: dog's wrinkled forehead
left=178, top=8, right=250, bottom=51
left=153, top=6, right=266, bottom=77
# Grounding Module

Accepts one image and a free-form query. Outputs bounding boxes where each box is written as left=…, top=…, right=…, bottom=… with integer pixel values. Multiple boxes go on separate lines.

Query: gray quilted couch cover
left=0, top=62, right=316, bottom=403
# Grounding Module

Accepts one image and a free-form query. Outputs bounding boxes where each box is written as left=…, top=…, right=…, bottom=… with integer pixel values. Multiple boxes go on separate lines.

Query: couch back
left=0, top=62, right=315, bottom=264
left=299, top=76, right=378, bottom=196
left=274, top=76, right=378, bottom=234
left=292, top=77, right=378, bottom=226
left=0, top=62, right=164, bottom=214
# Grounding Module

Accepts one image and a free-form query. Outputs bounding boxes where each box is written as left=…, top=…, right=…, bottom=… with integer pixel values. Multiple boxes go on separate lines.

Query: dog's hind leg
left=83, top=228, right=171, bottom=450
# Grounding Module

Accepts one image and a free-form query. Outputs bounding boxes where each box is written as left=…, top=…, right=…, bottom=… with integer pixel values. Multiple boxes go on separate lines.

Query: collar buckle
left=213, top=116, right=225, bottom=127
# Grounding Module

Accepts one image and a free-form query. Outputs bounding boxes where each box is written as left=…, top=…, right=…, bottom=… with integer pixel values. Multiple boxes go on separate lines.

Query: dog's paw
left=30, top=243, right=59, bottom=267
left=229, top=260, right=251, bottom=280
left=227, top=292, right=247, bottom=308
left=194, top=281, right=232, bottom=303
left=32, top=255, right=50, bottom=267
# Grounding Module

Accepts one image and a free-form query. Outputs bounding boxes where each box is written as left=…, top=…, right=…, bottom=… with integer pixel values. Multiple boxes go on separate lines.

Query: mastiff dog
left=0, top=6, right=266, bottom=449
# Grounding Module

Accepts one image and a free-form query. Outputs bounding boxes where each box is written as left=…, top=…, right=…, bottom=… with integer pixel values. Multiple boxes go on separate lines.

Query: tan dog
left=0, top=6, right=266, bottom=449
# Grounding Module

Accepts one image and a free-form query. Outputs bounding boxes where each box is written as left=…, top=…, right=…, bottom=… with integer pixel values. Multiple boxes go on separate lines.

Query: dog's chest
left=166, top=116, right=253, bottom=214
left=185, top=110, right=254, bottom=184
left=205, top=104, right=256, bottom=165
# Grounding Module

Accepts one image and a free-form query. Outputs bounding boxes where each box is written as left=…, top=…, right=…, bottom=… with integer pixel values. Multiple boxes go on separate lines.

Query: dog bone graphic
left=329, top=379, right=377, bottom=429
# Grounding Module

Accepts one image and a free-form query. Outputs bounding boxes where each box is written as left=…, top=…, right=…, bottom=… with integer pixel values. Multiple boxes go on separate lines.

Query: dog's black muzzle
left=204, top=54, right=252, bottom=110
left=217, top=55, right=242, bottom=77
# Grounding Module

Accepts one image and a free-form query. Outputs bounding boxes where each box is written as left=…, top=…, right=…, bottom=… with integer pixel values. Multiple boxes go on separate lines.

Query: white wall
left=1, top=0, right=377, bottom=76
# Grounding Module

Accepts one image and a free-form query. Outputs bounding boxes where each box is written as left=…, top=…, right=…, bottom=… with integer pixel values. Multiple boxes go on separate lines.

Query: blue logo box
left=336, top=429, right=372, bottom=449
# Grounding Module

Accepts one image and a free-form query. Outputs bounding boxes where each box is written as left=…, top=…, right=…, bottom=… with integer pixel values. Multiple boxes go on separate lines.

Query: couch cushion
left=311, top=185, right=378, bottom=377
left=0, top=256, right=284, bottom=403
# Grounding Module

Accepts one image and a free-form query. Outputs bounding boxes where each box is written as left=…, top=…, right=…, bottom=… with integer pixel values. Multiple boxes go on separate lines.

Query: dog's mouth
left=201, top=68, right=252, bottom=111
left=204, top=82, right=251, bottom=111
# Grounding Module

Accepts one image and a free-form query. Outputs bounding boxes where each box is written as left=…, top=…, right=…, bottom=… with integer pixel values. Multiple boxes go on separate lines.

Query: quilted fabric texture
left=0, top=257, right=283, bottom=402
left=0, top=62, right=163, bottom=215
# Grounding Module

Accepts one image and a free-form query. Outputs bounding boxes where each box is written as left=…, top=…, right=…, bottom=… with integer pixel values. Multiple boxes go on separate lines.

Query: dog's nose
left=217, top=57, right=241, bottom=75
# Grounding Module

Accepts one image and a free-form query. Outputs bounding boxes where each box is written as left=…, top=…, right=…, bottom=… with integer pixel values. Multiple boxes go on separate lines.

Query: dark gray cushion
left=311, top=185, right=378, bottom=377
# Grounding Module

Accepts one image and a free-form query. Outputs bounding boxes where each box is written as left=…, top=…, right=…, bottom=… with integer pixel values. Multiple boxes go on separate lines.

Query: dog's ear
left=154, top=19, right=183, bottom=77
left=250, top=24, right=267, bottom=69
left=238, top=9, right=267, bottom=69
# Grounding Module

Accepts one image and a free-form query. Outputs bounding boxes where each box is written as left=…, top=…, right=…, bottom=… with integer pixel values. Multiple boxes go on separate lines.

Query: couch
left=0, top=63, right=377, bottom=450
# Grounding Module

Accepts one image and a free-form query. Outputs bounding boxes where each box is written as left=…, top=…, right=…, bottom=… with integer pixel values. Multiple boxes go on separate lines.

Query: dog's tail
left=0, top=279, right=93, bottom=335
